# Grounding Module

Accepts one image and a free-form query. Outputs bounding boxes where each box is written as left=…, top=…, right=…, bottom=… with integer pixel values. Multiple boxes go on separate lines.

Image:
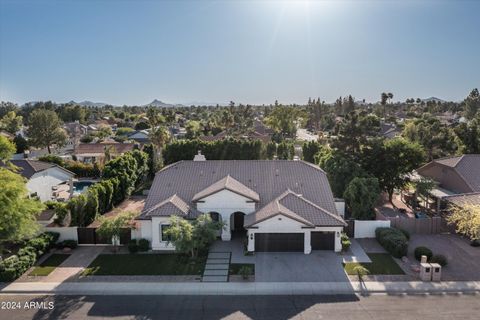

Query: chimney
left=193, top=150, right=206, bottom=161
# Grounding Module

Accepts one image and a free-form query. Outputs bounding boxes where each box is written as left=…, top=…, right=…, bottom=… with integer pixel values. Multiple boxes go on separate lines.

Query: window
left=160, top=224, right=172, bottom=242
left=209, top=212, right=220, bottom=222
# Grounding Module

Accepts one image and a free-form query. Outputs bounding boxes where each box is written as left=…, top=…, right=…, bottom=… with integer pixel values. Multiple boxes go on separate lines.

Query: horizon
left=1, top=0, right=479, bottom=105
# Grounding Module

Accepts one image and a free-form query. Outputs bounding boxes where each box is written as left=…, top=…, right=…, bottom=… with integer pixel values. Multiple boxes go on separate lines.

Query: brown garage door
left=255, top=233, right=304, bottom=252
left=311, top=231, right=335, bottom=250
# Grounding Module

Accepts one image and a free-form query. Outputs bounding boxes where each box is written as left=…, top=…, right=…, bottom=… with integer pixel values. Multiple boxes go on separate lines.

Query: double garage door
left=254, top=232, right=334, bottom=252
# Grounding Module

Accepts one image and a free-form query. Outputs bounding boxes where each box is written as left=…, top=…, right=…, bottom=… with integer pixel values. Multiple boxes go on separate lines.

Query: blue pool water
left=73, top=181, right=94, bottom=194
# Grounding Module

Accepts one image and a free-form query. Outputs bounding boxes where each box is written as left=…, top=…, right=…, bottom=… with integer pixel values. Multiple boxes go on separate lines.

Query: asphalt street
left=1, top=293, right=479, bottom=320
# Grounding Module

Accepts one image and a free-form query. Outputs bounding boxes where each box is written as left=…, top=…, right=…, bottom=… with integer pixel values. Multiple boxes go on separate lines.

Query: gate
left=77, top=227, right=131, bottom=245
left=345, top=219, right=355, bottom=237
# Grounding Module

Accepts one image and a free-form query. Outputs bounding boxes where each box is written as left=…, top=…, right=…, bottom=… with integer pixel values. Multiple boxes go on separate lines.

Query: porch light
left=336, top=232, right=340, bottom=237
left=250, top=233, right=253, bottom=240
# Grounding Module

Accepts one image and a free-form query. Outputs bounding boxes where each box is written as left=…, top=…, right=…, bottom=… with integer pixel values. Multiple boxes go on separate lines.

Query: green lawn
left=344, top=253, right=405, bottom=275
left=82, top=254, right=207, bottom=276
left=229, top=263, right=255, bottom=276
left=29, top=254, right=70, bottom=276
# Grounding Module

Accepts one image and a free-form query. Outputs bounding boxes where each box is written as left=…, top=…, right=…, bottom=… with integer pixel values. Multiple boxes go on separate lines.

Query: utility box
left=431, top=263, right=442, bottom=282
left=420, top=263, right=432, bottom=281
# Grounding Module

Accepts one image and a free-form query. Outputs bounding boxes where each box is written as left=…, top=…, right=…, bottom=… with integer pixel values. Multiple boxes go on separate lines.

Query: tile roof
left=7, top=160, right=73, bottom=179
left=432, top=155, right=480, bottom=192
left=74, top=143, right=136, bottom=156
left=142, top=194, right=199, bottom=218
left=138, top=160, right=342, bottom=224
left=192, top=175, right=260, bottom=202
left=244, top=190, right=346, bottom=227
left=444, top=192, right=480, bottom=207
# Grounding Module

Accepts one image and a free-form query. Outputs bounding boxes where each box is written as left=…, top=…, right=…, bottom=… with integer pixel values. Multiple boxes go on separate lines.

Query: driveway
left=408, top=234, right=480, bottom=281
left=255, top=251, right=349, bottom=282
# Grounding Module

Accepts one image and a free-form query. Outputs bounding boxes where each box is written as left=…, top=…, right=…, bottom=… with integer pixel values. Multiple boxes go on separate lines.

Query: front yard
left=344, top=253, right=405, bottom=275
left=82, top=254, right=206, bottom=276
left=29, top=254, right=71, bottom=276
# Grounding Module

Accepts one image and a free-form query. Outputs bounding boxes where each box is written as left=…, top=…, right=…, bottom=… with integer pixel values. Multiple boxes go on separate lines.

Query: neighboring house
left=74, top=142, right=136, bottom=163
left=7, top=159, right=75, bottom=202
left=136, top=156, right=346, bottom=254
left=128, top=130, right=150, bottom=144
left=416, top=154, right=480, bottom=212
left=379, top=122, right=400, bottom=139
left=0, top=130, right=14, bottom=140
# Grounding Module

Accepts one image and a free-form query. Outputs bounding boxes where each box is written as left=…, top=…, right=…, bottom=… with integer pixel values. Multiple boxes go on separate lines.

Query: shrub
left=470, top=239, right=480, bottom=247
left=375, top=227, right=408, bottom=258
left=62, top=240, right=78, bottom=249
left=430, top=254, right=448, bottom=266
left=128, top=240, right=139, bottom=253
left=0, top=268, right=17, bottom=282
left=138, top=239, right=150, bottom=252
left=341, top=233, right=351, bottom=252
left=397, top=228, right=410, bottom=240
left=239, top=266, right=253, bottom=280
left=414, top=246, right=433, bottom=261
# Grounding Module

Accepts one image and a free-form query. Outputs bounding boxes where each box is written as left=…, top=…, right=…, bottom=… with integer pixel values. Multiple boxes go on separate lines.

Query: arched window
left=209, top=212, right=220, bottom=222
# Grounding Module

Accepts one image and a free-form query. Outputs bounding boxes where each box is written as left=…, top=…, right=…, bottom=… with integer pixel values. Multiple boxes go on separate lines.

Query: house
left=416, top=154, right=480, bottom=212
left=379, top=122, right=401, bottom=139
left=74, top=142, right=136, bottom=163
left=136, top=156, right=346, bottom=254
left=7, top=159, right=75, bottom=202
left=127, top=130, right=150, bottom=144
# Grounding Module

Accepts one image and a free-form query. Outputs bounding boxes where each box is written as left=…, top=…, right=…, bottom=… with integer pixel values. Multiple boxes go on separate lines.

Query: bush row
left=127, top=239, right=150, bottom=253
left=38, top=155, right=101, bottom=178
left=68, top=150, right=149, bottom=227
left=414, top=246, right=448, bottom=266
left=0, top=232, right=60, bottom=282
left=375, top=227, right=409, bottom=258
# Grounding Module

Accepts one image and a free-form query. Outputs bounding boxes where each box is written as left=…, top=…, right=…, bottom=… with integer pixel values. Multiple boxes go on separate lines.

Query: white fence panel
left=43, top=227, right=78, bottom=242
left=354, top=220, right=391, bottom=238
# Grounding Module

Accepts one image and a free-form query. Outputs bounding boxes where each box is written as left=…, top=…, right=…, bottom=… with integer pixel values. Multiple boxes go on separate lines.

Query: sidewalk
left=2, top=281, right=480, bottom=295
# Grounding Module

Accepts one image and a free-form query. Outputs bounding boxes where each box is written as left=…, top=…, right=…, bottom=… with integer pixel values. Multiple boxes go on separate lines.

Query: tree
left=26, top=109, right=67, bottom=153
left=0, top=111, right=23, bottom=134
left=446, top=204, right=480, bottom=241
left=381, top=92, right=389, bottom=119
left=317, top=149, right=366, bottom=197
left=413, top=177, right=435, bottom=209
left=0, top=138, right=45, bottom=245
left=302, top=141, right=322, bottom=163
left=165, top=214, right=222, bottom=258
left=361, top=138, right=425, bottom=204
left=13, top=135, right=28, bottom=154
left=265, top=105, right=302, bottom=139
left=454, top=117, right=480, bottom=154
left=96, top=211, right=136, bottom=252
left=0, top=135, right=16, bottom=160
left=465, top=88, right=479, bottom=120
left=343, top=177, right=381, bottom=220
left=185, top=120, right=202, bottom=139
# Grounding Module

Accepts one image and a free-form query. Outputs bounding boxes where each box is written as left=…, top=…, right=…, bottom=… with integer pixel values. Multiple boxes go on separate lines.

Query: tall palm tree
left=381, top=92, right=389, bottom=119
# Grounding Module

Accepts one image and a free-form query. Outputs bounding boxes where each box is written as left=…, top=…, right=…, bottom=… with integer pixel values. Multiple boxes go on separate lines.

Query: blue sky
left=1, top=0, right=479, bottom=105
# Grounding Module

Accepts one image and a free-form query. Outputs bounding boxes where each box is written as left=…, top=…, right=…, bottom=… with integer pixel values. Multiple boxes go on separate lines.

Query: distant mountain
left=144, top=99, right=185, bottom=108
left=68, top=100, right=108, bottom=107
left=422, top=97, right=446, bottom=103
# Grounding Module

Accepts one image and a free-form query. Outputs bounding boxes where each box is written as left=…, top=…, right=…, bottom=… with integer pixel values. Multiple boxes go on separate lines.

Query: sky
left=0, top=0, right=479, bottom=106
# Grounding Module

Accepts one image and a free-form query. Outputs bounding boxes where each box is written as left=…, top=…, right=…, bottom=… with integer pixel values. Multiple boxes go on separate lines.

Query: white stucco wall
left=354, top=220, right=391, bottom=238
left=150, top=217, right=176, bottom=251
left=246, top=214, right=343, bottom=253
left=196, top=189, right=256, bottom=240
left=27, top=167, right=73, bottom=202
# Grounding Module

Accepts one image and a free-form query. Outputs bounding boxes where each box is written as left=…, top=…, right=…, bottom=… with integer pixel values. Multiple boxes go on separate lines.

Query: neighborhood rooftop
left=6, top=159, right=72, bottom=179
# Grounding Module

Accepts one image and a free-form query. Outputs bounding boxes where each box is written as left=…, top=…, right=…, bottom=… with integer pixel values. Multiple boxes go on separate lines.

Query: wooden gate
left=77, top=228, right=131, bottom=245
left=345, top=219, right=355, bottom=238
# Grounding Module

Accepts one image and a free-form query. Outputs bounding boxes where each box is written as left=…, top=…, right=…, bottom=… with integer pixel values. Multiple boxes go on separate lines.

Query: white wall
left=196, top=189, right=256, bottom=240
left=27, top=167, right=73, bottom=202
left=150, top=217, right=175, bottom=251
left=334, top=200, right=345, bottom=218
left=354, top=220, right=391, bottom=238
left=43, top=227, right=78, bottom=242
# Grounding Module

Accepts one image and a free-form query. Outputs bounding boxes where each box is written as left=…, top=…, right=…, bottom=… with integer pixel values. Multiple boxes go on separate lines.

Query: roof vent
left=193, top=150, right=206, bottom=161
left=293, top=156, right=300, bottom=161
left=275, top=169, right=279, bottom=176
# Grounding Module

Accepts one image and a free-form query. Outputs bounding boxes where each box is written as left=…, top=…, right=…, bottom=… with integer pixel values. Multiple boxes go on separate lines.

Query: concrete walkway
left=2, top=281, right=480, bottom=296
left=342, top=239, right=372, bottom=263
left=202, top=252, right=231, bottom=282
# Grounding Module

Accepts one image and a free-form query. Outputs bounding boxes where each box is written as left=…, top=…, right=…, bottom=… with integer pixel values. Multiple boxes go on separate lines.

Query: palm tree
left=381, top=92, right=389, bottom=119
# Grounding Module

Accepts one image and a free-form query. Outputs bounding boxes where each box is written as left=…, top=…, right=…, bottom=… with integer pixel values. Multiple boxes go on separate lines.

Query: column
left=304, top=231, right=312, bottom=254
left=221, top=212, right=231, bottom=241
left=334, top=230, right=342, bottom=252
left=247, top=231, right=255, bottom=252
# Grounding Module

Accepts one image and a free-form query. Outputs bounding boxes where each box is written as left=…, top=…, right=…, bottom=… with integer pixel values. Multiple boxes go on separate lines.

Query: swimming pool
left=73, top=181, right=95, bottom=194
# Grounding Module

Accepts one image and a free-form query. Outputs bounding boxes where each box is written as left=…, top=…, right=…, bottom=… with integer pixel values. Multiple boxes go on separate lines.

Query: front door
left=233, top=212, right=245, bottom=231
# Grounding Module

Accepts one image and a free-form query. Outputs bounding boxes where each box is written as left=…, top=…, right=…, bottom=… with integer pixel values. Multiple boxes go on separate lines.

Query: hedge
left=375, top=227, right=408, bottom=258
left=414, top=246, right=433, bottom=261
left=0, top=232, right=60, bottom=282
left=38, top=155, right=101, bottom=178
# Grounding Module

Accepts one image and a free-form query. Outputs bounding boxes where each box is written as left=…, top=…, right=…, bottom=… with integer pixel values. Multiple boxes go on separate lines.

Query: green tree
left=96, top=211, right=136, bottom=252
left=302, top=141, right=322, bottom=163
left=0, top=111, right=23, bottom=134
left=265, top=105, right=302, bottom=139
left=317, top=149, right=366, bottom=197
left=0, top=135, right=16, bottom=160
left=26, top=109, right=67, bottom=153
left=465, top=88, right=479, bottom=120
left=185, top=120, right=202, bottom=139
left=454, top=117, right=480, bottom=154
left=343, top=177, right=380, bottom=220
left=361, top=138, right=425, bottom=204
left=446, top=204, right=480, bottom=241
left=0, top=169, right=45, bottom=245
left=165, top=214, right=222, bottom=258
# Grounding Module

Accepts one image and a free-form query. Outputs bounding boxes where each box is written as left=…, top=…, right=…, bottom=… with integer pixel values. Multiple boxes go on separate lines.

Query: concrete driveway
left=254, top=251, right=349, bottom=282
